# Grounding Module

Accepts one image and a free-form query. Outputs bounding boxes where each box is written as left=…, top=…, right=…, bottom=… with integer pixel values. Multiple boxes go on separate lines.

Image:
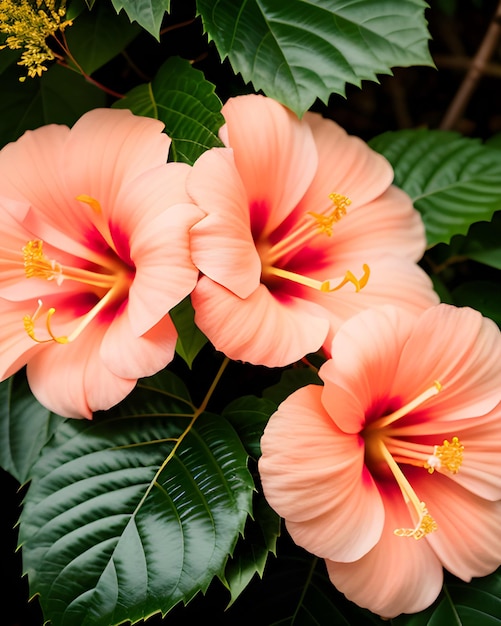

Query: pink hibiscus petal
left=128, top=204, right=203, bottom=336
left=188, top=148, right=261, bottom=298
left=62, top=108, right=170, bottom=217
left=220, top=94, right=318, bottom=235
left=312, top=257, right=438, bottom=354
left=301, top=111, right=395, bottom=210
left=322, top=185, right=427, bottom=263
left=325, top=482, right=444, bottom=619
left=26, top=323, right=136, bottom=419
left=319, top=306, right=416, bottom=433
left=100, top=308, right=177, bottom=380
left=259, top=385, right=384, bottom=562
left=417, top=470, right=501, bottom=580
left=0, top=298, right=44, bottom=380
left=393, top=305, right=501, bottom=423
left=191, top=277, right=329, bottom=367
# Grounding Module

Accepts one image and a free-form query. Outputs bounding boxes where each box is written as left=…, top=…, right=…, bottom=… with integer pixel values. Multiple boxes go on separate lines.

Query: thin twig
left=440, top=0, right=501, bottom=130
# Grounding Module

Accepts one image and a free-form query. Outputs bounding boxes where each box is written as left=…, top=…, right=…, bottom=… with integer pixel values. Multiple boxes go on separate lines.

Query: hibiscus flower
left=0, top=108, right=204, bottom=418
left=259, top=304, right=501, bottom=618
left=187, top=94, right=439, bottom=367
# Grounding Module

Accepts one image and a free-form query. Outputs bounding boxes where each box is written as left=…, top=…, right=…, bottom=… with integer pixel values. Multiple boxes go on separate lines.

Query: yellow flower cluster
left=0, top=0, right=72, bottom=81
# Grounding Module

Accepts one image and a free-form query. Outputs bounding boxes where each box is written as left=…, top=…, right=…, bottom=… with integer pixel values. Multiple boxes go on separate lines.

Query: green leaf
left=453, top=212, right=501, bottom=270
left=196, top=0, right=433, bottom=117
left=170, top=297, right=208, bottom=368
left=222, top=395, right=277, bottom=459
left=65, top=0, right=141, bottom=75
left=19, top=370, right=254, bottom=626
left=114, top=56, right=224, bottom=164
left=451, top=281, right=501, bottom=326
left=369, top=130, right=501, bottom=247
left=263, top=367, right=322, bottom=406
left=223, top=495, right=281, bottom=607
left=0, top=373, right=61, bottom=485
left=111, top=0, right=171, bottom=39
left=0, top=63, right=106, bottom=148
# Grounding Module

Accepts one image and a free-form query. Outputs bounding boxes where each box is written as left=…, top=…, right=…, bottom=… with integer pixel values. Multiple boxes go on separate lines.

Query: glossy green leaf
left=66, top=1, right=141, bottom=75
left=114, top=56, right=224, bottom=164
left=19, top=370, right=254, bottom=626
left=170, top=297, right=208, bottom=368
left=223, top=496, right=280, bottom=607
left=111, top=0, right=171, bottom=39
left=369, top=130, right=501, bottom=247
left=222, top=395, right=277, bottom=459
left=0, top=63, right=106, bottom=148
left=0, top=373, right=61, bottom=485
left=197, top=0, right=433, bottom=117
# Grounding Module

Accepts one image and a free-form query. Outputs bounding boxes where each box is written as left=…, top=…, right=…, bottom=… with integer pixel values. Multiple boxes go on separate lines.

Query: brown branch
left=434, top=54, right=501, bottom=79
left=440, top=0, right=501, bottom=130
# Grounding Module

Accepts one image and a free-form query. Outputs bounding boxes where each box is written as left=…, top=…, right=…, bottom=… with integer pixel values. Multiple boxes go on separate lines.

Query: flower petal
left=26, top=324, right=136, bottom=419
left=417, top=470, right=501, bottom=580
left=188, top=148, right=261, bottom=298
left=323, top=185, right=427, bottom=263
left=310, top=256, right=439, bottom=353
left=394, top=305, right=501, bottom=425
left=325, top=482, right=444, bottom=619
left=319, top=306, right=417, bottom=433
left=100, top=309, right=178, bottom=380
left=191, top=276, right=329, bottom=367
left=259, top=385, right=384, bottom=562
left=128, top=203, right=203, bottom=336
left=0, top=298, right=43, bottom=380
left=301, top=110, right=394, bottom=209
left=220, top=94, right=318, bottom=236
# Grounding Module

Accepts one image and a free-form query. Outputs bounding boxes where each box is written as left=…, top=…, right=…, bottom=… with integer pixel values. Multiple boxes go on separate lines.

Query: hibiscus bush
left=1, top=1, right=501, bottom=625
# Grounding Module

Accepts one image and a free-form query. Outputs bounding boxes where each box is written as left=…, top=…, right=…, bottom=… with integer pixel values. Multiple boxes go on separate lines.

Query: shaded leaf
left=451, top=281, right=501, bottom=326
left=197, top=0, right=433, bottom=117
left=222, top=395, right=277, bottom=459
left=223, top=495, right=280, bottom=607
left=369, top=130, right=501, bottom=247
left=114, top=56, right=224, bottom=164
left=170, top=296, right=208, bottom=368
left=453, top=211, right=501, bottom=270
left=111, top=0, right=171, bottom=39
left=0, top=373, right=61, bottom=485
left=263, top=367, right=322, bottom=407
left=19, top=370, right=254, bottom=626
left=0, top=63, right=106, bottom=147
left=66, top=0, right=141, bottom=75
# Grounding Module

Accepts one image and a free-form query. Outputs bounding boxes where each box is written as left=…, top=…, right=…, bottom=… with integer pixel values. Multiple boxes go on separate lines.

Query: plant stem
left=440, top=0, right=501, bottom=130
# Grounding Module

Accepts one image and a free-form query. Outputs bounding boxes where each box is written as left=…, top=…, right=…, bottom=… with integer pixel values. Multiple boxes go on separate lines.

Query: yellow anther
left=394, top=502, right=438, bottom=540
left=23, top=239, right=63, bottom=284
left=23, top=299, right=68, bottom=344
left=308, top=194, right=351, bottom=237
left=320, top=264, right=370, bottom=293
left=76, top=194, right=102, bottom=214
left=425, top=436, right=464, bottom=474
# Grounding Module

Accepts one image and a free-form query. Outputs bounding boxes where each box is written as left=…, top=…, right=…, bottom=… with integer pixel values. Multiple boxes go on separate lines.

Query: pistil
left=378, top=439, right=438, bottom=540
left=265, top=264, right=370, bottom=293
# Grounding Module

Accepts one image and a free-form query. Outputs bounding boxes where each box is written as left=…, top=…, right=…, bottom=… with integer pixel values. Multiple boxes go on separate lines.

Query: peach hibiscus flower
left=0, top=108, right=204, bottom=419
left=187, top=94, right=438, bottom=367
left=259, top=304, right=501, bottom=618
